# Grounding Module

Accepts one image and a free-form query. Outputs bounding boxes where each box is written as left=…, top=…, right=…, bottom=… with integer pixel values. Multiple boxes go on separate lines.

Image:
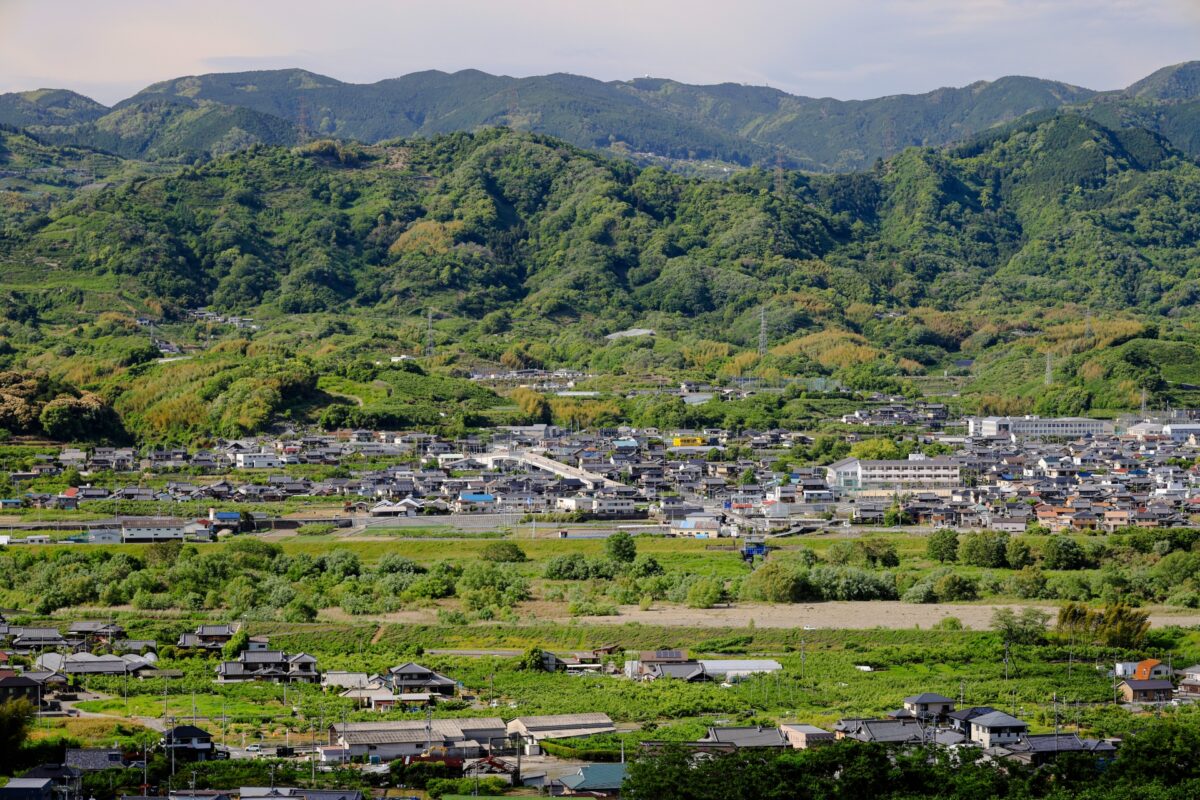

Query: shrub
left=479, top=541, right=527, bottom=563
left=933, top=573, right=977, bottom=601
left=741, top=562, right=809, bottom=603
left=629, top=554, right=664, bottom=578
left=686, top=578, right=724, bottom=608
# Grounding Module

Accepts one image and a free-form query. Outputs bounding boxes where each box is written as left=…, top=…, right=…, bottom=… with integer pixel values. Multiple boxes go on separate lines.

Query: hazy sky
left=2, top=0, right=1198, bottom=105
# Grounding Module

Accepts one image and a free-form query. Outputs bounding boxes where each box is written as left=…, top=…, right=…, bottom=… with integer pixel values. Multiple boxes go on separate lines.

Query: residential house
left=329, top=718, right=506, bottom=760
left=0, top=778, right=53, bottom=800
left=968, top=711, right=1029, bottom=748
left=65, top=748, right=128, bottom=771
left=382, top=662, right=456, bottom=696
left=217, top=651, right=319, bottom=684
left=1118, top=679, right=1174, bottom=703
left=780, top=724, right=835, bottom=749
left=162, top=724, right=215, bottom=761
left=903, top=692, right=956, bottom=720
left=177, top=624, right=239, bottom=651
left=0, top=671, right=39, bottom=702
left=558, top=763, right=627, bottom=798
left=696, top=726, right=790, bottom=749
left=36, top=652, right=154, bottom=677
left=67, top=621, right=126, bottom=645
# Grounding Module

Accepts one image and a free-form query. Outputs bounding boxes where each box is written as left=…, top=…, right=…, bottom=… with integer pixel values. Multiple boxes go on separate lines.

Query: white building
left=1163, top=423, right=1200, bottom=442
left=968, top=711, right=1029, bottom=748
left=826, top=455, right=960, bottom=491
left=235, top=452, right=284, bottom=470
left=968, top=416, right=1113, bottom=439
left=120, top=517, right=187, bottom=543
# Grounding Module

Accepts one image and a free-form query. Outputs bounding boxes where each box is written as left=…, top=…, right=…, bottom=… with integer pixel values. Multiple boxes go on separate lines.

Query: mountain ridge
left=2, top=62, right=1199, bottom=170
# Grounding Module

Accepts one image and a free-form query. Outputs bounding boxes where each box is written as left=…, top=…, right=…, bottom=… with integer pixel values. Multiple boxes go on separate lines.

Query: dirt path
left=581, top=602, right=1200, bottom=631
left=369, top=624, right=386, bottom=644
left=334, top=600, right=1200, bottom=631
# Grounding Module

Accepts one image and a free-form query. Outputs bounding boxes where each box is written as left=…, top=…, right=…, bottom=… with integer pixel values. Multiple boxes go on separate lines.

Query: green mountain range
left=2, top=102, right=1200, bottom=441
left=4, top=62, right=1200, bottom=170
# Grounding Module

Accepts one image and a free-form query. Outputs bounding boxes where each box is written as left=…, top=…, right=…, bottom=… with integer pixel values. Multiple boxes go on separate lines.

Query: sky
left=1, top=0, right=1198, bottom=105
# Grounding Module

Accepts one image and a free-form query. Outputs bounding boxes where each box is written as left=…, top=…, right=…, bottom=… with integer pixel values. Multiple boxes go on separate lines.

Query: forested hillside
left=5, top=62, right=1200, bottom=170
left=1, top=110, right=1200, bottom=442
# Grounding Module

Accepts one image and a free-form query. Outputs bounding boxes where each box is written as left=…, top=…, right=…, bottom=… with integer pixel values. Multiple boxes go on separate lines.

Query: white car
left=246, top=744, right=262, bottom=752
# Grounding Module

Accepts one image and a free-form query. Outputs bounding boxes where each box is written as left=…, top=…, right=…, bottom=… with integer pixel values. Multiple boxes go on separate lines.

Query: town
left=3, top=410, right=1200, bottom=546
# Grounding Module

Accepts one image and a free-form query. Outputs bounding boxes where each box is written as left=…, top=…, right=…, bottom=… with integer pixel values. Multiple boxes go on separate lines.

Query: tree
left=0, top=698, right=34, bottom=755
left=519, top=646, right=546, bottom=671
left=605, top=531, right=637, bottom=563
left=883, top=502, right=911, bottom=527
left=849, top=438, right=905, bottom=460
left=1005, top=536, right=1034, bottom=569
left=222, top=628, right=250, bottom=660
left=959, top=531, right=1008, bottom=568
left=990, top=606, right=1049, bottom=645
left=1042, top=536, right=1086, bottom=570
left=926, top=528, right=959, bottom=563
left=858, top=537, right=899, bottom=567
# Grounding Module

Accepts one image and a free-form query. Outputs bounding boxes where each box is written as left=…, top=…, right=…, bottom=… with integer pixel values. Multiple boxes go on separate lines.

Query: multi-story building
left=968, top=416, right=1114, bottom=439
left=826, top=456, right=960, bottom=491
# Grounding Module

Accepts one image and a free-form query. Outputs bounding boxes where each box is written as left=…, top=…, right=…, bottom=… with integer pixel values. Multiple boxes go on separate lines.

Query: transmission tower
left=296, top=100, right=312, bottom=143
left=773, top=153, right=786, bottom=198
left=1044, top=351, right=1052, bottom=386
left=1084, top=307, right=1094, bottom=340
left=758, top=306, right=768, bottom=357
left=425, top=309, right=435, bottom=358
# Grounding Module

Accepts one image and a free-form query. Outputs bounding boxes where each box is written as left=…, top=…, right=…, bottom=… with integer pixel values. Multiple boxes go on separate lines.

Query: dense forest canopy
left=2, top=106, right=1200, bottom=442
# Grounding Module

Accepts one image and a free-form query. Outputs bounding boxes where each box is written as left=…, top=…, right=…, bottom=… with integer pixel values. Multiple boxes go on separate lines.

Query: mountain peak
left=1125, top=61, right=1200, bottom=100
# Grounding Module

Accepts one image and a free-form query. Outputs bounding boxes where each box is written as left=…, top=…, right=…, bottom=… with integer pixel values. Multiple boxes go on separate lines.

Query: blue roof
left=460, top=493, right=495, bottom=502
left=561, top=763, right=626, bottom=791
left=214, top=511, right=241, bottom=519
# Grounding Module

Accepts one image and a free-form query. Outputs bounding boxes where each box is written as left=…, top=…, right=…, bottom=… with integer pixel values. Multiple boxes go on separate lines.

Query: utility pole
left=1054, top=694, right=1060, bottom=754
left=425, top=309, right=435, bottom=358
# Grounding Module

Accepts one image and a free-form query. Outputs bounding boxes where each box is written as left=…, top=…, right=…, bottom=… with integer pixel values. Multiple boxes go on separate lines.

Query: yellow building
left=672, top=436, right=707, bottom=447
